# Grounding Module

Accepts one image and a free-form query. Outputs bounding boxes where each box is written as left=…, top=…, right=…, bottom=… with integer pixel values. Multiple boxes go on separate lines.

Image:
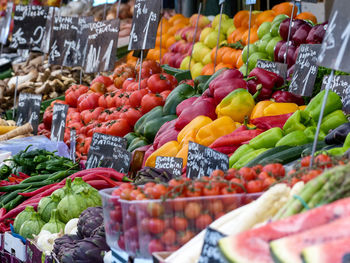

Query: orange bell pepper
left=177, top=116, right=212, bottom=144
left=195, top=116, right=240, bottom=146
left=179, top=129, right=197, bottom=148
left=145, top=141, right=180, bottom=167
left=263, top=102, right=299, bottom=117
left=250, top=101, right=275, bottom=119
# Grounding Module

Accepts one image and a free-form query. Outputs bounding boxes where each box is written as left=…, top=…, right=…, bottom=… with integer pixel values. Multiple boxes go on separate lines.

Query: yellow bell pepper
left=216, top=89, right=255, bottom=122
left=179, top=129, right=196, bottom=148
left=177, top=116, right=212, bottom=144
left=299, top=105, right=307, bottom=110
left=263, top=102, right=299, bottom=117
left=145, top=141, right=180, bottom=167
left=176, top=143, right=189, bottom=167
left=250, top=101, right=275, bottom=119
left=195, top=116, right=239, bottom=146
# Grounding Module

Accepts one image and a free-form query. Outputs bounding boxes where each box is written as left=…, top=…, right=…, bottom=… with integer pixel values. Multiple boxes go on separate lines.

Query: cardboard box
left=26, top=239, right=56, bottom=263
left=152, top=252, right=172, bottom=263
left=4, top=232, right=26, bottom=261
left=0, top=251, right=23, bottom=263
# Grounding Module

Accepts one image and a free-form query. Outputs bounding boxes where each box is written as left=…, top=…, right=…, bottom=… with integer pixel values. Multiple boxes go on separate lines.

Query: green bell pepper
left=304, top=90, right=343, bottom=121
left=233, top=148, right=269, bottom=169
left=124, top=132, right=139, bottom=148
left=304, top=127, right=326, bottom=142
left=283, top=110, right=314, bottom=134
left=163, top=84, right=196, bottom=115
left=320, top=110, right=348, bottom=134
left=276, top=130, right=309, bottom=147
left=143, top=115, right=177, bottom=141
left=249, top=127, right=284, bottom=149
left=127, top=137, right=149, bottom=152
left=134, top=106, right=163, bottom=135
left=229, top=144, right=254, bottom=168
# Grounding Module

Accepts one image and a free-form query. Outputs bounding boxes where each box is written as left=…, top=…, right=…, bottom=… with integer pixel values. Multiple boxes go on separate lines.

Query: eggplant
left=325, top=123, right=350, bottom=145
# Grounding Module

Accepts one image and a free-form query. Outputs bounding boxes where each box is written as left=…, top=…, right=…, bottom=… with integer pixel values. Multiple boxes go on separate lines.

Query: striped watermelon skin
left=302, top=237, right=350, bottom=263
left=218, top=197, right=350, bottom=263
left=270, top=216, right=350, bottom=263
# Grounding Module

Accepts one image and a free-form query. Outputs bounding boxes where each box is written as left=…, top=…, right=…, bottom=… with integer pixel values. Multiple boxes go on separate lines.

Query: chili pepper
left=92, top=174, right=122, bottom=187
left=177, top=115, right=213, bottom=144
left=163, top=84, right=197, bottom=115
left=249, top=127, right=284, bottom=149
left=276, top=130, right=309, bottom=147
left=145, top=141, right=181, bottom=168
left=0, top=203, right=38, bottom=221
left=175, top=97, right=217, bottom=130
left=304, top=90, right=343, bottom=121
left=250, top=113, right=293, bottom=130
left=320, top=110, right=348, bottom=134
left=250, top=101, right=275, bottom=119
left=229, top=144, right=255, bottom=168
left=176, top=97, right=199, bottom=117
left=0, top=208, right=6, bottom=217
left=233, top=148, right=269, bottom=169
left=18, top=172, right=30, bottom=179
left=263, top=102, right=299, bottom=117
left=0, top=165, right=11, bottom=179
left=325, top=123, right=350, bottom=145
left=283, top=110, right=314, bottom=134
left=304, top=126, right=326, bottom=142
left=0, top=181, right=49, bottom=192
left=19, top=183, right=58, bottom=197
left=216, top=88, right=255, bottom=123
left=86, top=180, right=112, bottom=190
left=0, top=180, right=15, bottom=186
left=271, top=90, right=305, bottom=105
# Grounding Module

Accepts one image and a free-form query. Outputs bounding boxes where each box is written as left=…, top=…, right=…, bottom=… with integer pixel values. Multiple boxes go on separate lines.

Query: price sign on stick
left=70, top=128, right=76, bottom=162
left=186, top=141, right=229, bottom=179
left=155, top=156, right=183, bottom=177
left=51, top=103, right=69, bottom=142
left=246, top=0, right=257, bottom=4
left=0, top=3, right=13, bottom=45
left=128, top=0, right=161, bottom=50
left=84, top=19, right=120, bottom=73
left=289, top=44, right=321, bottom=96
left=16, top=93, right=42, bottom=134
left=321, top=75, right=350, bottom=113
left=198, top=227, right=228, bottom=263
left=256, top=60, right=288, bottom=79
left=10, top=5, right=49, bottom=51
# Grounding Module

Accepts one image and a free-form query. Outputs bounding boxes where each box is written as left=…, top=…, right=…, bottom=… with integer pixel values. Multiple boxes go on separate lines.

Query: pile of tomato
left=39, top=61, right=178, bottom=160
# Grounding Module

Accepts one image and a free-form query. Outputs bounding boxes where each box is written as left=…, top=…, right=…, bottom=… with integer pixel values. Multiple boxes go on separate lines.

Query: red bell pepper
left=213, top=78, right=248, bottom=105
left=176, top=97, right=199, bottom=116
left=250, top=113, right=293, bottom=130
left=142, top=145, right=155, bottom=167
left=153, top=119, right=179, bottom=150
left=175, top=97, right=217, bottom=130
left=209, top=69, right=244, bottom=93
left=209, top=128, right=264, bottom=148
left=271, top=90, right=305, bottom=106
left=210, top=145, right=240, bottom=155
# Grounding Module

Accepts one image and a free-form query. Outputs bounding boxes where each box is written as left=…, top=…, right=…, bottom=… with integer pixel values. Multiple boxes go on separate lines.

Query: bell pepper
left=134, top=106, right=163, bottom=135
left=263, top=102, right=299, bottom=117
left=145, top=141, right=181, bottom=167
left=210, top=145, right=240, bottom=155
left=209, top=69, right=244, bottom=93
left=153, top=120, right=179, bottom=150
left=216, top=88, right=255, bottom=123
left=179, top=129, right=197, bottom=148
left=304, top=90, right=343, bottom=121
left=320, top=110, right=348, bottom=134
left=124, top=132, right=139, bottom=148
left=142, top=146, right=155, bottom=167
left=127, top=137, right=149, bottom=152
left=163, top=84, right=197, bottom=115
left=176, top=97, right=199, bottom=116
left=229, top=144, right=255, bottom=168
left=213, top=78, right=248, bottom=105
left=232, top=148, right=269, bottom=169
left=304, top=126, right=326, bottom=142
left=250, top=101, right=275, bottom=119
left=143, top=115, right=177, bottom=141
left=195, top=116, right=239, bottom=146
left=271, top=91, right=305, bottom=106
left=249, top=127, right=284, bottom=149
left=176, top=143, right=189, bottom=166
left=175, top=97, right=217, bottom=130
left=177, top=116, right=213, bottom=144
left=283, top=110, right=314, bottom=134
left=250, top=113, right=293, bottom=130
left=275, top=130, right=309, bottom=147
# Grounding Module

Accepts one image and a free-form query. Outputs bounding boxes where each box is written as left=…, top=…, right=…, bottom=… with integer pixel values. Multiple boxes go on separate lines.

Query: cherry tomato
left=230, top=178, right=245, bottom=193
left=177, top=230, right=195, bottom=246
left=110, top=206, right=122, bottom=223
left=184, top=202, right=201, bottom=219
left=172, top=217, right=188, bottom=231
left=185, top=185, right=202, bottom=197
left=148, top=218, right=165, bottom=234
left=252, top=164, right=264, bottom=174
left=147, top=202, right=164, bottom=217
left=210, top=169, right=225, bottom=178
left=246, top=180, right=264, bottom=193
left=195, top=214, right=213, bottom=230
left=152, top=184, right=168, bottom=199
left=262, top=163, right=285, bottom=178
left=118, top=235, right=125, bottom=250
left=301, top=169, right=322, bottom=183
left=144, top=182, right=156, bottom=189
left=148, top=239, right=164, bottom=254
left=141, top=93, right=164, bottom=114
left=207, top=200, right=224, bottom=215
left=301, top=155, right=312, bottom=167
left=258, top=171, right=270, bottom=180
left=203, top=185, right=220, bottom=196
left=224, top=168, right=237, bottom=180
left=160, top=228, right=176, bottom=245
left=262, top=176, right=277, bottom=190
left=315, top=154, right=333, bottom=168
left=238, top=167, right=257, bottom=181
left=120, top=189, right=132, bottom=200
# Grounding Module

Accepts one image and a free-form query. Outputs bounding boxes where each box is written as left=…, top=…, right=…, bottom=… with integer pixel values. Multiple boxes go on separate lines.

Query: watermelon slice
left=218, top=197, right=350, bottom=263
left=270, top=216, right=350, bottom=263
left=302, top=237, right=350, bottom=263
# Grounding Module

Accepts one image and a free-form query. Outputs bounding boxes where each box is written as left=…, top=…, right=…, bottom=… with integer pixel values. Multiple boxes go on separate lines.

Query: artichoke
left=77, top=207, right=104, bottom=239
left=13, top=206, right=35, bottom=234
left=91, top=225, right=105, bottom=239
left=53, top=234, right=80, bottom=260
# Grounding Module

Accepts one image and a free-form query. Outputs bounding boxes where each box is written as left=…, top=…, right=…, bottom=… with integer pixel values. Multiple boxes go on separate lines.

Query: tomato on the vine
left=147, top=73, right=177, bottom=93
left=238, top=167, right=257, bottom=181
left=315, top=154, right=333, bottom=168
left=141, top=93, right=164, bottom=113
left=203, top=185, right=220, bottom=196
left=246, top=180, right=264, bottom=193
left=262, top=163, right=285, bottom=178
left=301, top=156, right=311, bottom=167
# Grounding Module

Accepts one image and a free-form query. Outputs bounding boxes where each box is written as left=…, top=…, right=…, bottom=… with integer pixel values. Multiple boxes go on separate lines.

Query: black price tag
left=128, top=0, right=161, bottom=50
left=186, top=141, right=229, bottom=179
left=0, top=3, right=13, bottom=45
left=155, top=156, right=183, bottom=177
left=86, top=148, right=131, bottom=173
left=84, top=19, right=120, bottom=73
left=256, top=60, right=287, bottom=79
left=70, top=128, right=76, bottom=162
left=10, top=5, right=49, bottom=51
left=321, top=75, right=350, bottom=113
left=50, top=103, right=68, bottom=142
left=318, top=0, right=350, bottom=73
left=289, top=44, right=321, bottom=96
left=198, top=227, right=228, bottom=263
left=16, top=93, right=42, bottom=134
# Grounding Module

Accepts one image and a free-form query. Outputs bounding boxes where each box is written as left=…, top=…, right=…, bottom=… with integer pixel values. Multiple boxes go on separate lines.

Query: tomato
left=118, top=235, right=125, bottom=250
left=184, top=202, right=201, bottom=219
left=301, top=169, right=322, bottom=183
left=160, top=90, right=171, bottom=101
left=65, top=85, right=89, bottom=107
left=147, top=73, right=177, bottom=93
left=129, top=189, right=142, bottom=200
left=129, top=89, right=149, bottom=108
left=262, top=163, right=285, bottom=178
left=315, top=154, right=333, bottom=168
left=220, top=187, right=236, bottom=195
left=246, top=180, right=264, bottom=193
left=144, top=187, right=155, bottom=199
left=120, top=183, right=133, bottom=190
left=258, top=171, right=270, bottom=180
left=140, top=93, right=164, bottom=113
left=120, top=188, right=132, bottom=200
left=207, top=200, right=224, bottom=215
left=120, top=108, right=142, bottom=127
left=224, top=168, right=237, bottom=180
left=152, top=184, right=168, bottom=199
left=210, top=169, right=225, bottom=178
left=177, top=230, right=195, bottom=246
left=230, top=178, right=245, bottom=193
left=77, top=92, right=101, bottom=112
left=148, top=239, right=164, bottom=254
left=160, top=228, right=176, bottom=245
left=140, top=218, right=150, bottom=233
left=185, top=185, right=202, bottom=197
left=80, top=107, right=104, bottom=125
left=301, top=155, right=311, bottom=167
left=147, top=202, right=164, bottom=217
left=203, top=185, right=220, bottom=196
left=91, top=75, right=114, bottom=87
left=148, top=218, right=165, bottom=234
left=262, top=176, right=277, bottom=190
left=238, top=167, right=257, bottom=181
left=105, top=119, right=131, bottom=137
left=43, top=106, right=53, bottom=129
left=195, top=214, right=213, bottom=230
left=144, top=182, right=156, bottom=189
left=110, top=206, right=122, bottom=223
left=172, top=217, right=188, bottom=231
left=112, top=188, right=122, bottom=197
left=138, top=60, right=162, bottom=79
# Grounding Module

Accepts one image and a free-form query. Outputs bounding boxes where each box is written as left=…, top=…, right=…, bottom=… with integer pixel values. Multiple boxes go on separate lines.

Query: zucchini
left=301, top=141, right=329, bottom=156
left=246, top=146, right=291, bottom=167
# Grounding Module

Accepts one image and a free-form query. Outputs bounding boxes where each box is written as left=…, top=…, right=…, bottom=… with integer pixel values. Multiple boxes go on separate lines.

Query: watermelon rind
left=270, top=239, right=296, bottom=263
left=218, top=236, right=250, bottom=263
left=301, top=246, right=322, bottom=263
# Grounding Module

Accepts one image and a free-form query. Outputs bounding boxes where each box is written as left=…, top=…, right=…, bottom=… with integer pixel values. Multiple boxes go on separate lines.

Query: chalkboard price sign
left=0, top=3, right=13, bottom=45
left=198, top=227, right=228, bottom=263
left=128, top=0, right=161, bottom=50
left=84, top=19, right=120, bottom=73
left=70, top=128, right=76, bottom=162
left=289, top=44, right=321, bottom=96
left=256, top=60, right=287, bottom=79
left=321, top=75, right=350, bottom=113
left=155, top=156, right=183, bottom=177
left=86, top=148, right=131, bottom=173
left=318, top=0, right=350, bottom=73
left=186, top=141, right=229, bottom=179
left=16, top=93, right=42, bottom=134
left=51, top=103, right=69, bottom=142
left=10, top=5, right=49, bottom=51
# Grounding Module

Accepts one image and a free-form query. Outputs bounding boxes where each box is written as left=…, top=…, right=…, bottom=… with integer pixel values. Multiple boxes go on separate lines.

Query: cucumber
left=245, top=146, right=291, bottom=167
left=301, top=141, right=329, bottom=156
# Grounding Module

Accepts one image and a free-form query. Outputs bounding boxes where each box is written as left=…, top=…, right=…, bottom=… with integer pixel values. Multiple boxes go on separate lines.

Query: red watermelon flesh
left=218, top=197, right=350, bottom=263
left=302, top=237, right=350, bottom=263
left=270, top=216, right=350, bottom=263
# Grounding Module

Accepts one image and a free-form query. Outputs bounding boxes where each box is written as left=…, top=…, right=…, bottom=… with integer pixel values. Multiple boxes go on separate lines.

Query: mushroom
left=7, top=70, right=38, bottom=92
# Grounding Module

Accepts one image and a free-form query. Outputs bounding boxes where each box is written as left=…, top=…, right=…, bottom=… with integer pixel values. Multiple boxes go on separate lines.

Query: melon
left=218, top=197, right=350, bottom=263
left=270, top=216, right=350, bottom=263
left=302, top=237, right=350, bottom=263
